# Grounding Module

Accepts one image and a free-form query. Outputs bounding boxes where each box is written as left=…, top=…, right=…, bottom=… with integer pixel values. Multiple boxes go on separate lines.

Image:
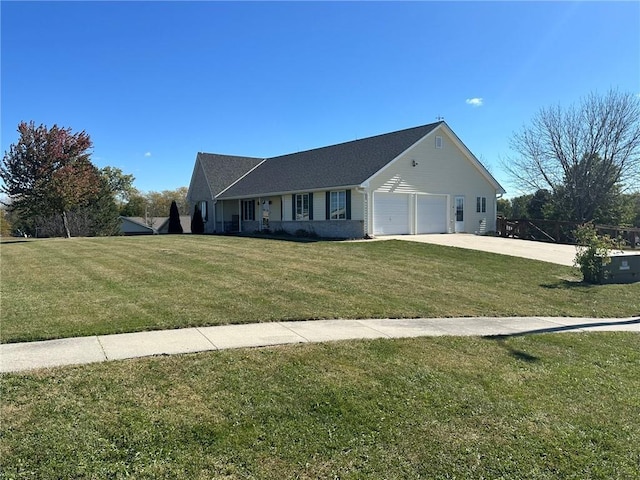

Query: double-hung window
left=200, top=201, right=208, bottom=221
left=295, top=193, right=310, bottom=221
left=476, top=196, right=486, bottom=213
left=329, top=191, right=346, bottom=220
left=242, top=200, right=255, bottom=221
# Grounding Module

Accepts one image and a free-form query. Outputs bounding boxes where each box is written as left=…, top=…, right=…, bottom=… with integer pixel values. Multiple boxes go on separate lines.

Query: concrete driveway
left=382, top=234, right=578, bottom=266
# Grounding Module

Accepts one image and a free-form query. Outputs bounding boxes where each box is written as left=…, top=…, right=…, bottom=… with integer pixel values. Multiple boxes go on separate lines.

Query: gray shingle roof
left=216, top=122, right=442, bottom=198
left=197, top=153, right=264, bottom=197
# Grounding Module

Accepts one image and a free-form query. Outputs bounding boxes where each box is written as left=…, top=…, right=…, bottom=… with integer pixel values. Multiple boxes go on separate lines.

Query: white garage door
left=417, top=195, right=448, bottom=234
left=374, top=193, right=410, bottom=235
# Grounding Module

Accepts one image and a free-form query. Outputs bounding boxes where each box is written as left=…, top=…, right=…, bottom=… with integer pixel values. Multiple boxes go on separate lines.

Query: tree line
left=501, top=89, right=640, bottom=227
left=497, top=190, right=640, bottom=227
left=1, top=121, right=188, bottom=238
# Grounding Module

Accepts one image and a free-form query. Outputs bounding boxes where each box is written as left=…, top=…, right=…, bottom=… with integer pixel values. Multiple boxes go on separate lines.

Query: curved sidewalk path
left=2, top=317, right=638, bottom=373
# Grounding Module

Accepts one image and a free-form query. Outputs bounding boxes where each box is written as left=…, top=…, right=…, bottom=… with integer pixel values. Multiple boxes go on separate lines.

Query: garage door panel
left=417, top=195, right=447, bottom=234
left=374, top=193, right=409, bottom=235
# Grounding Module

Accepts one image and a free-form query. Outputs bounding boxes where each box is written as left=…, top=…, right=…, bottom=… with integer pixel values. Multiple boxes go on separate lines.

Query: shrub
left=191, top=205, right=205, bottom=234
left=574, top=223, right=622, bottom=284
left=168, top=201, right=183, bottom=234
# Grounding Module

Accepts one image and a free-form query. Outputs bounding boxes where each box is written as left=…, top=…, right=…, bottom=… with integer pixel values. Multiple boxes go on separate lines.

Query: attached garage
left=373, top=192, right=410, bottom=235
left=416, top=195, right=448, bottom=234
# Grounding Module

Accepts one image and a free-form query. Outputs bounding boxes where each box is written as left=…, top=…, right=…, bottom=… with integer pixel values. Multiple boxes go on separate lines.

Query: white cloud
left=144, top=152, right=152, bottom=157
left=466, top=97, right=484, bottom=107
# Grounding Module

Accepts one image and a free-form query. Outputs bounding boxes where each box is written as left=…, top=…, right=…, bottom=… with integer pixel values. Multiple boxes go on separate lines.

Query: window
left=295, top=193, right=310, bottom=220
left=435, top=135, right=443, bottom=149
left=200, top=201, right=208, bottom=221
left=330, top=191, right=346, bottom=220
left=242, top=200, right=255, bottom=221
left=476, top=196, right=486, bottom=213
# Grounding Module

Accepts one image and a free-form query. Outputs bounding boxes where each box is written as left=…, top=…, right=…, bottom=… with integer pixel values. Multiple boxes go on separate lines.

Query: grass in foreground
left=1, top=333, right=639, bottom=479
left=1, top=235, right=639, bottom=343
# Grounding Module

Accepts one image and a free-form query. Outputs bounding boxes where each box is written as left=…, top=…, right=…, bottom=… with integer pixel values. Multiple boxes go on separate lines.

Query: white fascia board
left=215, top=159, right=267, bottom=199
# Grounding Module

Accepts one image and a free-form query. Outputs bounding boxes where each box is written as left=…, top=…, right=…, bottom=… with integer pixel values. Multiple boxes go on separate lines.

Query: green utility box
left=602, top=253, right=640, bottom=284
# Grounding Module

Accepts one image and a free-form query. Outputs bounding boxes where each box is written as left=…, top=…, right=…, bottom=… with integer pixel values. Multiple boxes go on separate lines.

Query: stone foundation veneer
left=227, top=220, right=365, bottom=239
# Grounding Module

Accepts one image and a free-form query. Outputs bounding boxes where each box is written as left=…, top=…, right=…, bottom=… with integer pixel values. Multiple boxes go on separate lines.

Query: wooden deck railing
left=496, top=218, right=640, bottom=249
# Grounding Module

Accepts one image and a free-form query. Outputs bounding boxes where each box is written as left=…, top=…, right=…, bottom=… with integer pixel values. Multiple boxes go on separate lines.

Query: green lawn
left=1, top=235, right=638, bottom=343
left=1, top=333, right=639, bottom=479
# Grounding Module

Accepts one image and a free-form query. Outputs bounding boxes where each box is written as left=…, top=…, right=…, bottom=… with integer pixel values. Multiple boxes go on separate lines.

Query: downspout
left=238, top=199, right=242, bottom=233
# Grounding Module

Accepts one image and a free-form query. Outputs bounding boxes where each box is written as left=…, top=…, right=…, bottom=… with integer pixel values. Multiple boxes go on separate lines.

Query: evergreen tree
left=168, top=200, right=183, bottom=234
left=191, top=205, right=205, bottom=234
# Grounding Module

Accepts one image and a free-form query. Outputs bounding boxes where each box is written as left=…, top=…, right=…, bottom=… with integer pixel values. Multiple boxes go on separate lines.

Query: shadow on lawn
left=540, top=279, right=592, bottom=289
left=484, top=317, right=640, bottom=362
left=0, top=239, right=31, bottom=245
left=485, top=337, right=540, bottom=362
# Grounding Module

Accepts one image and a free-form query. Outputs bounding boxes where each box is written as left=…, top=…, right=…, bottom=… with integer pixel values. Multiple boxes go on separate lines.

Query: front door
left=455, top=196, right=464, bottom=233
left=261, top=200, right=270, bottom=230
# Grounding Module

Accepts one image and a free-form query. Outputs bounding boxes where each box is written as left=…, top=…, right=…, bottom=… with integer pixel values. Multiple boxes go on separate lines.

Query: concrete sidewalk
left=2, top=317, right=638, bottom=373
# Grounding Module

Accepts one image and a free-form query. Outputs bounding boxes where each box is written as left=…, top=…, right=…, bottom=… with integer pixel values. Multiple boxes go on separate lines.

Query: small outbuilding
left=119, top=216, right=191, bottom=235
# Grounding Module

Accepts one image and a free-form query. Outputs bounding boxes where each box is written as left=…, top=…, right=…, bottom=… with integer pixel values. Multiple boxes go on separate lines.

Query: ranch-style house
left=187, top=121, right=505, bottom=238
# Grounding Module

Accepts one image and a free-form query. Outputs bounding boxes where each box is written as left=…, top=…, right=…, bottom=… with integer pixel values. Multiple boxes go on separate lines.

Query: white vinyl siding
left=369, top=128, right=498, bottom=234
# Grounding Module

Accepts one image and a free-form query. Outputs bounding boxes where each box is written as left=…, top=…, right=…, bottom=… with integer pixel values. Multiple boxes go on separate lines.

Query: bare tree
left=504, top=90, right=640, bottom=222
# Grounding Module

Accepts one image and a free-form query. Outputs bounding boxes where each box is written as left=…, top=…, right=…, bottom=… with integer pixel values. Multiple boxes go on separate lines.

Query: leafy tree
left=1, top=122, right=101, bottom=238
left=504, top=90, right=640, bottom=223
left=168, top=200, right=183, bottom=234
left=120, top=191, right=147, bottom=217
left=101, top=167, right=136, bottom=208
left=145, top=187, right=189, bottom=217
left=626, top=193, right=640, bottom=227
left=191, top=205, right=205, bottom=234
left=119, top=187, right=189, bottom=217
left=496, top=198, right=512, bottom=218
left=526, top=189, right=553, bottom=220
left=510, top=195, right=533, bottom=219
left=0, top=207, right=12, bottom=236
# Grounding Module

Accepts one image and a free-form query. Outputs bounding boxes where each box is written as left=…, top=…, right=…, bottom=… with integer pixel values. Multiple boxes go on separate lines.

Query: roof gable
left=188, top=153, right=264, bottom=200
left=217, top=122, right=442, bottom=198
left=361, top=122, right=506, bottom=194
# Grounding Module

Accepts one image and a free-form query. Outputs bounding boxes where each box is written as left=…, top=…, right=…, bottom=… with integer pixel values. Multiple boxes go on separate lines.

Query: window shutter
left=346, top=190, right=351, bottom=220
left=326, top=192, right=331, bottom=219
left=292, top=194, right=296, bottom=221
left=308, top=193, right=314, bottom=220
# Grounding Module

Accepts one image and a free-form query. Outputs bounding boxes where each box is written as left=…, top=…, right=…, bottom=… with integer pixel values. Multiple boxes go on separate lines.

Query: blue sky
left=2, top=1, right=639, bottom=197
